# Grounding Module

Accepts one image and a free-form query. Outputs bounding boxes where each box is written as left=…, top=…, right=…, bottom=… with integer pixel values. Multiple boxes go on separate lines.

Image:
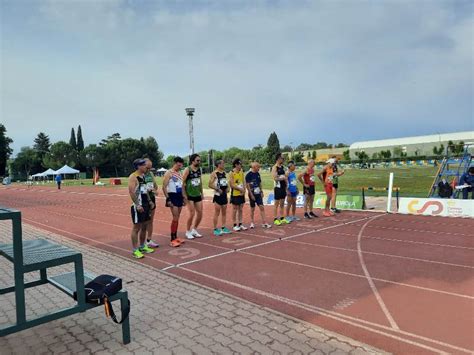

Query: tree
left=80, top=144, right=105, bottom=179
left=380, top=150, right=392, bottom=159
left=11, top=147, right=37, bottom=178
left=43, top=141, right=77, bottom=169
left=69, top=128, right=77, bottom=150
left=266, top=132, right=281, bottom=163
left=355, top=151, right=369, bottom=161
left=33, top=132, right=51, bottom=158
left=142, top=136, right=163, bottom=166
left=393, top=146, right=404, bottom=158
left=76, top=125, right=84, bottom=151
left=100, top=133, right=121, bottom=146
left=0, top=124, right=13, bottom=175
left=343, top=149, right=350, bottom=161
left=281, top=145, right=293, bottom=152
left=432, top=144, right=444, bottom=156
left=311, top=151, right=316, bottom=159
left=336, top=143, right=348, bottom=148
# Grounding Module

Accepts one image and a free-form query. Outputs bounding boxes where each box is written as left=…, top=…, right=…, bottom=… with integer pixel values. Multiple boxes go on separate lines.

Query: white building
left=349, top=131, right=474, bottom=159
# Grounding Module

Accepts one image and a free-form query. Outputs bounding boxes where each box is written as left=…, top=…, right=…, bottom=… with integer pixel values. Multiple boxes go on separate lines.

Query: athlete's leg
left=259, top=205, right=267, bottom=224
left=146, top=208, right=155, bottom=240
left=239, top=204, right=244, bottom=224
left=131, top=223, right=141, bottom=249
left=232, top=203, right=238, bottom=226
left=286, top=196, right=292, bottom=217
left=279, top=199, right=285, bottom=218
left=186, top=201, right=196, bottom=231
left=193, top=201, right=203, bottom=229
left=222, top=205, right=228, bottom=227
left=308, top=194, right=315, bottom=213
left=291, top=197, right=297, bottom=217
left=273, top=199, right=279, bottom=219
left=213, top=204, right=221, bottom=229
left=331, top=187, right=337, bottom=209
left=250, top=206, right=256, bottom=224
left=139, top=221, right=149, bottom=246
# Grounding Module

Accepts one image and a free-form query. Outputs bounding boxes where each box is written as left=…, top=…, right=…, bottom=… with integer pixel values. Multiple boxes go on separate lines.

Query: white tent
left=157, top=168, right=167, bottom=172
left=43, top=168, right=57, bottom=176
left=54, top=165, right=80, bottom=175
left=31, top=172, right=44, bottom=178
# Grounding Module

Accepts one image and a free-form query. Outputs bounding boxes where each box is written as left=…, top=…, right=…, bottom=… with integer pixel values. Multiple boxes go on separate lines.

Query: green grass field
left=29, top=166, right=437, bottom=197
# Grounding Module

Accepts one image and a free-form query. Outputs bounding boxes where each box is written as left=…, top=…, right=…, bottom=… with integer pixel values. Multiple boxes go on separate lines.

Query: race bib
left=254, top=187, right=261, bottom=194
left=146, top=182, right=154, bottom=191
left=139, top=185, right=148, bottom=194
left=219, top=178, right=228, bottom=187
left=238, top=183, right=244, bottom=189
left=274, top=180, right=281, bottom=188
left=291, top=180, right=297, bottom=186
left=279, top=175, right=285, bottom=180
left=310, top=176, right=316, bottom=182
left=175, top=179, right=183, bottom=190
left=191, top=178, right=200, bottom=187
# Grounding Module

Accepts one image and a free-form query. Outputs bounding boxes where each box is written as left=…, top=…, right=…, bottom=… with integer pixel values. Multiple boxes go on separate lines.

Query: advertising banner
left=398, top=198, right=473, bottom=218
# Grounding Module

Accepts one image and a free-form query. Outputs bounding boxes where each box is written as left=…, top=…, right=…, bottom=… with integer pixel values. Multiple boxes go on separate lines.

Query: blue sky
left=1, top=0, right=473, bottom=156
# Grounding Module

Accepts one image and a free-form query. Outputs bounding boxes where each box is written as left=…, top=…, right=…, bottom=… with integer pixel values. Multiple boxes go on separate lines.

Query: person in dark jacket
left=459, top=167, right=474, bottom=199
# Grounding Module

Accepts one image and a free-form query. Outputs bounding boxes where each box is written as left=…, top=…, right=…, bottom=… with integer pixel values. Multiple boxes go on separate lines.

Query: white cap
left=326, top=158, right=336, bottom=164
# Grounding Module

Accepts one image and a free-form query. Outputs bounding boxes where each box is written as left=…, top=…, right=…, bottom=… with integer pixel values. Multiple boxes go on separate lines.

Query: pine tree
left=76, top=125, right=84, bottom=151
left=69, top=128, right=77, bottom=150
left=0, top=124, right=13, bottom=175
left=266, top=132, right=281, bottom=163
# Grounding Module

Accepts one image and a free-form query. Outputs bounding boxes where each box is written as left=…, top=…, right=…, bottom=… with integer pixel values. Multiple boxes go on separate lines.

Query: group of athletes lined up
left=127, top=153, right=344, bottom=259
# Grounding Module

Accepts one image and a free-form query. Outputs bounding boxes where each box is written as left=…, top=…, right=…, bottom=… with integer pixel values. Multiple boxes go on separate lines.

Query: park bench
left=0, top=206, right=131, bottom=344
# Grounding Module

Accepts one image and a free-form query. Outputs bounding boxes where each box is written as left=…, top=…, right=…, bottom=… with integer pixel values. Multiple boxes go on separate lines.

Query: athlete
left=183, top=154, right=204, bottom=240
left=318, top=158, right=337, bottom=217
left=286, top=161, right=299, bottom=222
left=162, top=156, right=186, bottom=247
left=245, top=162, right=272, bottom=229
left=128, top=159, right=155, bottom=259
left=229, top=158, right=247, bottom=231
left=209, top=159, right=232, bottom=236
left=330, top=156, right=345, bottom=213
left=298, top=159, right=318, bottom=219
left=272, top=153, right=290, bottom=225
left=144, top=158, right=159, bottom=248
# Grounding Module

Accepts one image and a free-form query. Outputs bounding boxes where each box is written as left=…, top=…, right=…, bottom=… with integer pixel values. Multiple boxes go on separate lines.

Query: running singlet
left=288, top=171, right=298, bottom=193
left=274, top=165, right=287, bottom=189
left=167, top=171, right=183, bottom=194
left=144, top=171, right=156, bottom=196
left=332, top=165, right=339, bottom=185
left=185, top=167, right=202, bottom=197
left=323, top=166, right=335, bottom=184
left=231, top=170, right=245, bottom=197
left=131, top=172, right=150, bottom=207
left=214, top=171, right=228, bottom=196
left=303, top=167, right=315, bottom=186
left=245, top=171, right=262, bottom=195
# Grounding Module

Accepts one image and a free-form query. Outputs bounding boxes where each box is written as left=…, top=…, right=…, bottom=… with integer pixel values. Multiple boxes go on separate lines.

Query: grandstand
left=349, top=131, right=474, bottom=159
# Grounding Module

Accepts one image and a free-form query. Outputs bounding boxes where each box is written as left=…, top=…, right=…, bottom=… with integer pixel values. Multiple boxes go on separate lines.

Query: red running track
left=1, top=185, right=473, bottom=354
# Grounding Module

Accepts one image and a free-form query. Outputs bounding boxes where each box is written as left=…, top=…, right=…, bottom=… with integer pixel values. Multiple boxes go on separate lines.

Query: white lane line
left=357, top=215, right=399, bottom=330
left=240, top=251, right=474, bottom=300
left=174, top=267, right=471, bottom=354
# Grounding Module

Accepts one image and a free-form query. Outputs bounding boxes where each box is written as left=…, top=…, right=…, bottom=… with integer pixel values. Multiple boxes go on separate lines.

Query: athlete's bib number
left=146, top=182, right=154, bottom=191
left=219, top=178, right=228, bottom=187
left=290, top=180, right=297, bottom=186
left=275, top=181, right=281, bottom=188
left=139, top=185, right=147, bottom=194
left=310, top=176, right=316, bottom=182
left=254, top=187, right=261, bottom=194
left=191, top=178, right=200, bottom=187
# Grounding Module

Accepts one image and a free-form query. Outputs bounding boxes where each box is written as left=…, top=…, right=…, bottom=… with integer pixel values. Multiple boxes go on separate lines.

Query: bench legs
left=120, top=292, right=131, bottom=344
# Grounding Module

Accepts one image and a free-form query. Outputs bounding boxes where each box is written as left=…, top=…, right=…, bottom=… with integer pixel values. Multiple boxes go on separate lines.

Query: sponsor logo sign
left=399, top=198, right=473, bottom=218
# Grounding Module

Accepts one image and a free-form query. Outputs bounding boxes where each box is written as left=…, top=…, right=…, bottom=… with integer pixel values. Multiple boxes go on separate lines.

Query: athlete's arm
left=317, top=166, right=327, bottom=183
left=162, top=172, right=171, bottom=198
left=337, top=168, right=345, bottom=177
left=181, top=168, right=189, bottom=199
left=245, top=175, right=254, bottom=200
left=271, top=165, right=279, bottom=181
left=298, top=170, right=307, bottom=187
left=229, top=172, right=236, bottom=189
left=128, top=175, right=144, bottom=212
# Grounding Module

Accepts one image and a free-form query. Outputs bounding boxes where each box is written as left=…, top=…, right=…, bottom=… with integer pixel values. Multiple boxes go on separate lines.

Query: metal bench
left=0, top=206, right=130, bottom=344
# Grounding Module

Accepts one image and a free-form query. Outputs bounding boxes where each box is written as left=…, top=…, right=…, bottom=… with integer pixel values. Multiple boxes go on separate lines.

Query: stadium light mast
left=186, top=108, right=195, bottom=155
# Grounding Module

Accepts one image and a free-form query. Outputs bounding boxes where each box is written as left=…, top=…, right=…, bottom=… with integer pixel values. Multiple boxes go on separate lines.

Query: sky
left=1, top=0, right=473, bottom=157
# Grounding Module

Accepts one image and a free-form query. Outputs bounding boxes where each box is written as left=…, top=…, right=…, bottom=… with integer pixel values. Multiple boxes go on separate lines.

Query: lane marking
left=357, top=215, right=399, bottom=330
left=174, top=267, right=471, bottom=354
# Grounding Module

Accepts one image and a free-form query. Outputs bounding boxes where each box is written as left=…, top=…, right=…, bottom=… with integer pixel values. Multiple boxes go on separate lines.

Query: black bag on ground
left=438, top=181, right=453, bottom=198
left=74, top=274, right=130, bottom=324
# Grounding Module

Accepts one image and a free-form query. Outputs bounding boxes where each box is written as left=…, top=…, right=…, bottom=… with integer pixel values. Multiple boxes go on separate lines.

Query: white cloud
left=1, top=0, right=472, bottom=156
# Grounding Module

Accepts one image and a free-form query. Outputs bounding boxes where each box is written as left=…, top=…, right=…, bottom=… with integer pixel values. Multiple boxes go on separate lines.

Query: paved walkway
left=0, top=221, right=384, bottom=354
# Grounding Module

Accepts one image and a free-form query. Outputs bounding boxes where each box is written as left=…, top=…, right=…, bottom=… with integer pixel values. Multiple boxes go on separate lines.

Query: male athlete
left=246, top=162, right=271, bottom=229
left=128, top=159, right=155, bottom=259
left=298, top=159, right=318, bottom=219
left=330, top=156, right=345, bottom=213
left=229, top=158, right=247, bottom=231
left=318, top=158, right=339, bottom=217
left=183, top=154, right=204, bottom=239
left=144, top=158, right=159, bottom=248
left=209, top=159, right=233, bottom=236
left=162, top=157, right=186, bottom=247
left=272, top=153, right=290, bottom=225
left=286, top=161, right=299, bottom=221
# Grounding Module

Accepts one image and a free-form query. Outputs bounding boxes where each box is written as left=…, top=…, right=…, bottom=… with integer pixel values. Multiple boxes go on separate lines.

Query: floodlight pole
left=186, top=108, right=195, bottom=155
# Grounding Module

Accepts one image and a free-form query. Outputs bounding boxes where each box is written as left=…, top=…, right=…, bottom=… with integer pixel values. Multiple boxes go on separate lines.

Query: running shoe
left=240, top=224, right=248, bottom=231
left=331, top=208, right=341, bottom=214
left=282, top=217, right=291, bottom=224
left=309, top=211, right=318, bottom=218
left=169, top=239, right=181, bottom=247
left=293, top=216, right=301, bottom=221
left=213, top=228, right=223, bottom=236
left=249, top=223, right=255, bottom=229
left=139, top=245, right=155, bottom=254
left=185, top=231, right=195, bottom=240
left=132, top=249, right=145, bottom=259
left=262, top=223, right=272, bottom=229
left=146, top=239, right=160, bottom=248
left=323, top=211, right=333, bottom=217
left=176, top=238, right=186, bottom=244
left=191, top=229, right=203, bottom=238
left=233, top=225, right=241, bottom=232
left=274, top=219, right=282, bottom=226
left=304, top=213, right=312, bottom=219
left=222, top=227, right=232, bottom=234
